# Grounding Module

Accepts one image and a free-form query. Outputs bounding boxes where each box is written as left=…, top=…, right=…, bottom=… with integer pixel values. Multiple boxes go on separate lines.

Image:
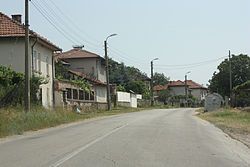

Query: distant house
left=56, top=46, right=107, bottom=109
left=153, top=80, right=208, bottom=102
left=0, top=12, right=61, bottom=108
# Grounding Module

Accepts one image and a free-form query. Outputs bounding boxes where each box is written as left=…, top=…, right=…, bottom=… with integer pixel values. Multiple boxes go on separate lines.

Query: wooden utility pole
left=25, top=0, right=30, bottom=112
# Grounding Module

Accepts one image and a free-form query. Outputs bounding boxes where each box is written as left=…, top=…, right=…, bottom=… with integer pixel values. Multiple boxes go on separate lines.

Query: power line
left=155, top=56, right=227, bottom=67
left=31, top=1, right=78, bottom=45
left=45, top=0, right=102, bottom=48
left=32, top=0, right=102, bottom=53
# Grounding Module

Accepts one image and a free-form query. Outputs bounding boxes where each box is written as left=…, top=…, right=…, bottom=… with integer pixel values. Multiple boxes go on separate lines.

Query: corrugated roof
left=0, top=12, right=61, bottom=51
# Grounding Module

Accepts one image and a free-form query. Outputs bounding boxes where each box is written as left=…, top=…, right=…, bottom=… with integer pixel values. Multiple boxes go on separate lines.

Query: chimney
left=73, top=45, right=84, bottom=50
left=12, top=14, right=22, bottom=24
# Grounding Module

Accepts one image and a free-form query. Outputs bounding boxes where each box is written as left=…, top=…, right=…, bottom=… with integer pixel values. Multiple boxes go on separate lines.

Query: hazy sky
left=2, top=0, right=250, bottom=85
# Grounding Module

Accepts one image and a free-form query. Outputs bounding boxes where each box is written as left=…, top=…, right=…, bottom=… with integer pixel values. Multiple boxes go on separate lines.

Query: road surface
left=0, top=108, right=249, bottom=167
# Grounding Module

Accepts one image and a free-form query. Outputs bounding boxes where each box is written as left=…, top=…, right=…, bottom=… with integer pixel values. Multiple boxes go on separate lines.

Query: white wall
left=0, top=37, right=54, bottom=108
left=130, top=94, right=137, bottom=108
left=117, top=91, right=131, bottom=102
left=96, top=86, right=107, bottom=103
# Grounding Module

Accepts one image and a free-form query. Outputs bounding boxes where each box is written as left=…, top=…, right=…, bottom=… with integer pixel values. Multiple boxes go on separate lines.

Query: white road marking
left=49, top=124, right=128, bottom=167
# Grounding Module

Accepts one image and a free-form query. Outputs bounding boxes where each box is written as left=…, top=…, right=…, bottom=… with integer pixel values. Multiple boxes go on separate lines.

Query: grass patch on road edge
left=0, top=106, right=146, bottom=138
left=197, top=108, right=250, bottom=135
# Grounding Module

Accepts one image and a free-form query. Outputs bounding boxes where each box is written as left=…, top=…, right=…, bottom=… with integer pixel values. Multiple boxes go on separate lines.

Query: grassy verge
left=198, top=108, right=250, bottom=134
left=197, top=108, right=250, bottom=147
left=0, top=106, right=146, bottom=138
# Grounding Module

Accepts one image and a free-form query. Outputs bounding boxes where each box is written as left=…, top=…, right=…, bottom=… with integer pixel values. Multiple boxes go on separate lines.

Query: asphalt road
left=0, top=108, right=249, bottom=167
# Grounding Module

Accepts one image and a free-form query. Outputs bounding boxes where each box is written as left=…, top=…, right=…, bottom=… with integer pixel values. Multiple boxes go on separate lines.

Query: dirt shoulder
left=197, top=108, right=250, bottom=148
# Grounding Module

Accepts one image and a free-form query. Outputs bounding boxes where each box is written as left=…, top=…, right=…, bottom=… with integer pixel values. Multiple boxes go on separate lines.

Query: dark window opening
left=79, top=90, right=84, bottom=100
left=66, top=88, right=72, bottom=99
left=85, top=91, right=90, bottom=100
left=73, top=89, right=78, bottom=100
left=90, top=91, right=94, bottom=100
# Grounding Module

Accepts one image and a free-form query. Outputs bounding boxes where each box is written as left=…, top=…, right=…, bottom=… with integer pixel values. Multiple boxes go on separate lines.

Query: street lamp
left=150, top=58, right=159, bottom=106
left=104, top=34, right=117, bottom=111
left=185, top=71, right=191, bottom=107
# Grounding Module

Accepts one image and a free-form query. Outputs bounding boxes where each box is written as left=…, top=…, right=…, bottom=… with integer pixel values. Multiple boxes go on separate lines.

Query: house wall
left=65, top=58, right=106, bottom=83
left=191, top=89, right=208, bottom=101
left=169, top=86, right=186, bottom=96
left=95, top=86, right=107, bottom=103
left=0, top=37, right=54, bottom=108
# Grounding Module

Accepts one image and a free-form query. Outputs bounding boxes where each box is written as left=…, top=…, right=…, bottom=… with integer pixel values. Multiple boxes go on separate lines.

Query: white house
left=0, top=12, right=61, bottom=108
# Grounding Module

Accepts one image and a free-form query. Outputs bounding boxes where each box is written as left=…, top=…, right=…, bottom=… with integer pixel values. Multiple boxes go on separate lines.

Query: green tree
left=209, top=54, right=250, bottom=97
left=152, top=72, right=170, bottom=86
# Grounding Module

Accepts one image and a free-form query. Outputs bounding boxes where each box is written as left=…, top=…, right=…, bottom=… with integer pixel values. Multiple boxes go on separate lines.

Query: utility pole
left=24, top=0, right=30, bottom=112
left=150, top=58, right=158, bottom=106
left=104, top=34, right=117, bottom=111
left=104, top=40, right=111, bottom=111
left=185, top=71, right=191, bottom=107
left=150, top=61, right=154, bottom=106
left=185, top=74, right=187, bottom=106
left=229, top=50, right=232, bottom=106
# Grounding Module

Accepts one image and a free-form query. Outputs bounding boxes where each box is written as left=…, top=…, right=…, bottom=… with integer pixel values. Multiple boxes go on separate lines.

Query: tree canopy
left=208, top=54, right=250, bottom=97
left=152, top=72, right=170, bottom=86
left=109, top=59, right=151, bottom=98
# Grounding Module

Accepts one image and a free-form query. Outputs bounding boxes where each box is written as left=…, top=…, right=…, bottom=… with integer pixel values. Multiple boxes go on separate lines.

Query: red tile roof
left=168, top=80, right=185, bottom=87
left=0, top=12, right=61, bottom=51
left=57, top=48, right=104, bottom=60
left=186, top=80, right=207, bottom=89
left=68, top=69, right=106, bottom=86
left=153, top=80, right=207, bottom=91
left=153, top=85, right=168, bottom=91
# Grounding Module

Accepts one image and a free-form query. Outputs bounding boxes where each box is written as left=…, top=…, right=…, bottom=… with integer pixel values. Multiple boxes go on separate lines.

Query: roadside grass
left=198, top=108, right=250, bottom=134
left=0, top=106, right=147, bottom=138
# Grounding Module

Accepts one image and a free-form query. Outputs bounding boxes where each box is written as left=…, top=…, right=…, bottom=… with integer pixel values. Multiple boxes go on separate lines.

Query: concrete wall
left=117, top=91, right=137, bottom=108
left=66, top=58, right=106, bottom=83
left=96, top=86, right=107, bottom=103
left=0, top=37, right=54, bottom=108
left=117, top=91, right=131, bottom=102
left=130, top=94, right=137, bottom=108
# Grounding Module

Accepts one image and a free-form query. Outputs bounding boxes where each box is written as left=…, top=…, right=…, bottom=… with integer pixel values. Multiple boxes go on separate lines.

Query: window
left=79, top=90, right=84, bottom=100
left=85, top=91, right=90, bottom=100
left=46, top=56, right=49, bottom=76
left=73, top=89, right=78, bottom=100
left=38, top=53, right=41, bottom=73
left=47, top=88, right=50, bottom=106
left=66, top=88, right=72, bottom=99
left=33, top=51, right=37, bottom=71
left=90, top=91, right=94, bottom=101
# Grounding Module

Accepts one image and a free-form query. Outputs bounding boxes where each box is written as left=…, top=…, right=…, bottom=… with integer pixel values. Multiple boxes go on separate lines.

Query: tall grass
left=199, top=108, right=250, bottom=133
left=0, top=106, right=143, bottom=138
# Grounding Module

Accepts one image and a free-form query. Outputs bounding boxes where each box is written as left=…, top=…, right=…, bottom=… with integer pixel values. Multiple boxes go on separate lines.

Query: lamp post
left=185, top=71, right=191, bottom=107
left=150, top=58, right=159, bottom=106
left=104, top=34, right=117, bottom=111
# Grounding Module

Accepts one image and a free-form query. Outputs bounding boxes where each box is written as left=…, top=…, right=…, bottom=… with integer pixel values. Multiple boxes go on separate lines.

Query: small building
left=56, top=47, right=108, bottom=109
left=153, top=80, right=208, bottom=104
left=0, top=12, right=61, bottom=108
